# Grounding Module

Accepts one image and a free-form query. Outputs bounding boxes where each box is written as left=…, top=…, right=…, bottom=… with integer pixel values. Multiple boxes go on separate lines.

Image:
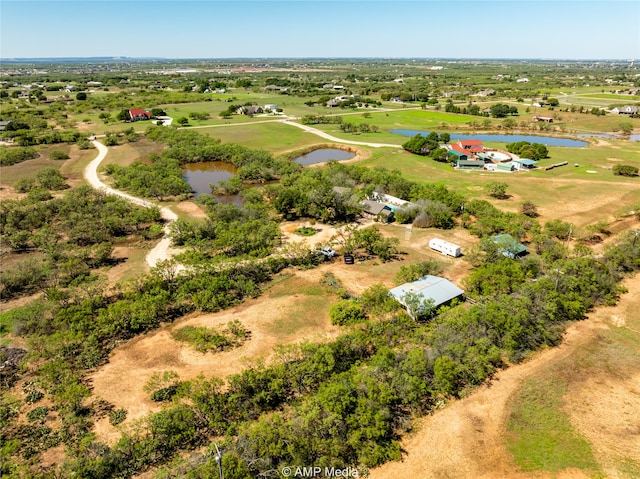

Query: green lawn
left=581, top=93, right=640, bottom=101
left=197, top=121, right=329, bottom=153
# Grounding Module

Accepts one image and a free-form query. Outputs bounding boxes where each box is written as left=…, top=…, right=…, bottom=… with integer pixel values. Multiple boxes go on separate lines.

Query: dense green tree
left=486, top=181, right=508, bottom=199
left=613, top=164, right=638, bottom=177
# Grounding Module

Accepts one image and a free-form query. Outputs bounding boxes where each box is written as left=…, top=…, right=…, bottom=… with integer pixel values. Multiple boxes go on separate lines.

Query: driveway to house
left=280, top=120, right=402, bottom=148
left=84, top=140, right=179, bottom=268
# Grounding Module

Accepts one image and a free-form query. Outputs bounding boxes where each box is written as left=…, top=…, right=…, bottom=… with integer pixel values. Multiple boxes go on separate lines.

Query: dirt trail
left=370, top=277, right=640, bottom=479
left=83, top=140, right=179, bottom=268
left=281, top=120, right=401, bottom=148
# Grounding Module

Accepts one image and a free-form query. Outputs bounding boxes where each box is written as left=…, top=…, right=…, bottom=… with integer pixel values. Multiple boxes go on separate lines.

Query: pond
left=575, top=133, right=640, bottom=142
left=182, top=161, right=237, bottom=197
left=293, top=148, right=356, bottom=166
left=389, top=130, right=589, bottom=147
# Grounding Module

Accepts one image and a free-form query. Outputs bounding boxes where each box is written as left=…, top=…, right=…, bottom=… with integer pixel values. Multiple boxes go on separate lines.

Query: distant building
left=236, top=105, right=263, bottom=115
left=611, top=105, right=639, bottom=115
left=512, top=158, right=537, bottom=170
left=533, top=116, right=554, bottom=122
left=128, top=109, right=152, bottom=121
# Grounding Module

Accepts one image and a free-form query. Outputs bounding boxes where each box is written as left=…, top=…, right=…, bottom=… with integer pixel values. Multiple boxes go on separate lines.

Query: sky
left=1, top=0, right=639, bottom=60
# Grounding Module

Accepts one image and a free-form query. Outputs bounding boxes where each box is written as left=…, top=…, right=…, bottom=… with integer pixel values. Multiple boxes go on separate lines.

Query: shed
left=491, top=234, right=528, bottom=258
left=448, top=149, right=469, bottom=161
left=457, top=159, right=485, bottom=169
left=389, top=275, right=464, bottom=318
left=513, top=158, right=536, bottom=170
left=496, top=162, right=514, bottom=172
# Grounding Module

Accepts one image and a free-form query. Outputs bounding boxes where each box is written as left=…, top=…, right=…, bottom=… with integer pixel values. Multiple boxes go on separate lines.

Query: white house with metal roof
left=389, top=275, right=464, bottom=319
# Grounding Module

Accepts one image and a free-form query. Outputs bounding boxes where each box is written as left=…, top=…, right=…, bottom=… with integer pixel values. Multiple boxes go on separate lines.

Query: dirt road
left=281, top=120, right=402, bottom=148
left=84, top=140, right=178, bottom=268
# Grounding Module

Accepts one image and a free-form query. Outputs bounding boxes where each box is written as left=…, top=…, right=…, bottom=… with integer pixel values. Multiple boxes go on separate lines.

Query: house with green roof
left=491, top=234, right=528, bottom=258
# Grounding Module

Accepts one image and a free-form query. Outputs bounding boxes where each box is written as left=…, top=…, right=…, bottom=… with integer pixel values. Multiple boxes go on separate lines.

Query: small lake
left=389, top=130, right=589, bottom=147
left=182, top=161, right=237, bottom=197
left=576, top=133, right=640, bottom=142
left=293, top=148, right=356, bottom=166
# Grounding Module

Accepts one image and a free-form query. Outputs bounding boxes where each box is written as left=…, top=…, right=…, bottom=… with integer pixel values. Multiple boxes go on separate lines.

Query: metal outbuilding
left=389, top=275, right=464, bottom=317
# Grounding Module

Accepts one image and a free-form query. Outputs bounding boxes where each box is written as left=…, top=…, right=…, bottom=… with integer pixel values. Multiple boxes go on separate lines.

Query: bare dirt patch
left=279, top=218, right=376, bottom=250
left=565, top=373, right=640, bottom=478
left=0, top=184, right=23, bottom=201
left=175, top=200, right=207, bottom=219
left=89, top=269, right=340, bottom=443
left=369, top=276, right=640, bottom=479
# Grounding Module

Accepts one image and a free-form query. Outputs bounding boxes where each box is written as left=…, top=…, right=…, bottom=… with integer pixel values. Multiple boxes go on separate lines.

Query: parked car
left=319, top=247, right=337, bottom=258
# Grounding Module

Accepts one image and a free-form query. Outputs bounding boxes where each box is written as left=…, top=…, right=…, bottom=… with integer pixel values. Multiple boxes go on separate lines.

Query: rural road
left=281, top=120, right=402, bottom=148
left=84, top=140, right=179, bottom=268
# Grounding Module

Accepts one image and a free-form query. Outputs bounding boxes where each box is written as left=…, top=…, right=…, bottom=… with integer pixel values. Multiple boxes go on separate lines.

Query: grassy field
left=197, top=121, right=326, bottom=153
left=0, top=144, right=95, bottom=187
left=507, top=377, right=601, bottom=474
left=98, top=139, right=165, bottom=170
left=505, top=275, right=640, bottom=478
left=581, top=93, right=640, bottom=101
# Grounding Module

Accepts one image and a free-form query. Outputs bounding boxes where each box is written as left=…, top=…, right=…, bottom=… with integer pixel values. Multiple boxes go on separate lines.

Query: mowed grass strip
left=506, top=377, right=601, bottom=474
left=199, top=121, right=327, bottom=153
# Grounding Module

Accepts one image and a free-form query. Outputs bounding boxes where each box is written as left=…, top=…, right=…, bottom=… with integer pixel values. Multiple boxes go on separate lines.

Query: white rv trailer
left=429, top=238, right=461, bottom=257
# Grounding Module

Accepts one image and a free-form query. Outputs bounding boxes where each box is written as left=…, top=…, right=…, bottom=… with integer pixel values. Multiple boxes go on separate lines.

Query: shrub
left=329, top=299, right=367, bottom=325
left=50, top=150, right=69, bottom=160
left=36, top=167, right=68, bottom=190
left=109, top=408, right=127, bottom=426
left=521, top=201, right=539, bottom=217
left=613, top=164, right=638, bottom=177
left=14, top=177, right=36, bottom=193
left=151, top=384, right=180, bottom=402
left=486, top=181, right=508, bottom=199
left=294, top=227, right=317, bottom=236
left=26, top=406, right=49, bottom=424
left=0, top=147, right=39, bottom=166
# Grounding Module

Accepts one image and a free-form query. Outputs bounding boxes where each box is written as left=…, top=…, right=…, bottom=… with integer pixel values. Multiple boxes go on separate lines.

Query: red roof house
left=458, top=139, right=484, bottom=150
left=129, top=109, right=151, bottom=121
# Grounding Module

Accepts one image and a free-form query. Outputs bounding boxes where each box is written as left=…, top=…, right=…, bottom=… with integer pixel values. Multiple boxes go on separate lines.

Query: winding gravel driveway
left=280, top=120, right=402, bottom=148
left=84, top=140, right=178, bottom=268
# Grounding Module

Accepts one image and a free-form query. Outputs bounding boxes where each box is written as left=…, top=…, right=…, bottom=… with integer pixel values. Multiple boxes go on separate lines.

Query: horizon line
left=1, top=56, right=638, bottom=62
